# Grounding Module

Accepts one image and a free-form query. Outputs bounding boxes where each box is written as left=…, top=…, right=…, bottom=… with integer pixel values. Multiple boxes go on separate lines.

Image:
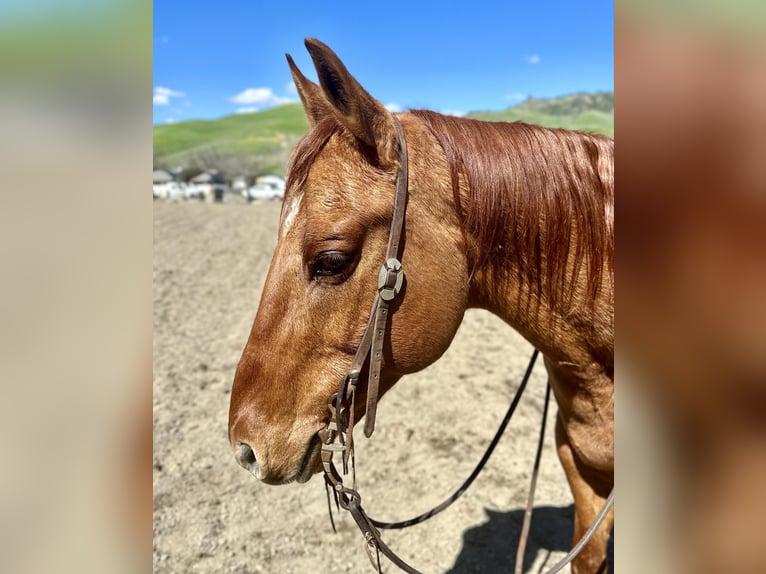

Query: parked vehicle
left=243, top=181, right=284, bottom=201
left=153, top=181, right=185, bottom=200
left=184, top=183, right=207, bottom=200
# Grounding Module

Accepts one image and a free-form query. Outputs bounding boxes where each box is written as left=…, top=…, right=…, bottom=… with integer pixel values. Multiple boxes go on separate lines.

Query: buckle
left=377, top=258, right=404, bottom=301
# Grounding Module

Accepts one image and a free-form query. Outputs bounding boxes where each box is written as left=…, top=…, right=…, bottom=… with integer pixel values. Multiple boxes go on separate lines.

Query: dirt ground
left=153, top=199, right=610, bottom=573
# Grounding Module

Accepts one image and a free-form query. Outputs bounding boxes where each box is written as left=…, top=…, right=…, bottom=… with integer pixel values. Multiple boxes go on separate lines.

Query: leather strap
left=337, top=294, right=378, bottom=467
left=364, top=299, right=388, bottom=437
left=369, top=350, right=539, bottom=531
left=322, top=350, right=538, bottom=574
left=347, top=497, right=422, bottom=574
left=384, top=116, right=409, bottom=262
left=364, top=116, right=409, bottom=437
left=515, top=379, right=551, bottom=574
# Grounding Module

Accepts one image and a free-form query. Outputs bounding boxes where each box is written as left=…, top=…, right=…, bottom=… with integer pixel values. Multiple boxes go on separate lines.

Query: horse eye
left=312, top=251, right=354, bottom=280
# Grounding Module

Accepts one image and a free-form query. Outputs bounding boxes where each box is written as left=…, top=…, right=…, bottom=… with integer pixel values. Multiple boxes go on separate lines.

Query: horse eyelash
left=310, top=251, right=358, bottom=283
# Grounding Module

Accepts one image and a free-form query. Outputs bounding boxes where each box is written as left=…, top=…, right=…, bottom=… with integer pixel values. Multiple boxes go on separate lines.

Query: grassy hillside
left=154, top=103, right=308, bottom=157
left=154, top=92, right=613, bottom=176
left=154, top=103, right=309, bottom=174
left=468, top=91, right=613, bottom=136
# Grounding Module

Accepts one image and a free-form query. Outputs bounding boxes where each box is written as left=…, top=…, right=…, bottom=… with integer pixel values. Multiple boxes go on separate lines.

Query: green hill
left=515, top=91, right=613, bottom=116
left=153, top=92, right=613, bottom=176
left=153, top=103, right=309, bottom=175
left=467, top=91, right=613, bottom=136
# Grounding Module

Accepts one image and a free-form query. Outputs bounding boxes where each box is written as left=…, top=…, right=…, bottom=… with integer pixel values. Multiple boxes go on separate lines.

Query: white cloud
left=384, top=102, right=404, bottom=113
left=440, top=109, right=466, bottom=117
left=235, top=107, right=259, bottom=114
left=505, top=92, right=528, bottom=102
left=527, top=55, right=541, bottom=64
left=165, top=118, right=177, bottom=124
left=153, top=86, right=184, bottom=106
left=285, top=81, right=298, bottom=96
left=230, top=87, right=295, bottom=107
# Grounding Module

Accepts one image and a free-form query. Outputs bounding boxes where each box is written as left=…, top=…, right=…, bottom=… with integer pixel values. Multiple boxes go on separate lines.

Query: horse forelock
left=411, top=110, right=614, bottom=309
left=280, top=117, right=396, bottom=239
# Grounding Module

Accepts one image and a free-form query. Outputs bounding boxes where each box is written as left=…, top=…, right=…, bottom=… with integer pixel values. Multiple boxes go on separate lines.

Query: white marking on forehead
left=280, top=191, right=303, bottom=237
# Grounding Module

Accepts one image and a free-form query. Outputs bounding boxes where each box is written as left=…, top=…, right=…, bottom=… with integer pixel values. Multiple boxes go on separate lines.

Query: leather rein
left=317, top=115, right=613, bottom=573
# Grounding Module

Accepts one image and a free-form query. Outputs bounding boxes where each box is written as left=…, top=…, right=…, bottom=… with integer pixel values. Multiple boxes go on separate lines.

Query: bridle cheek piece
left=318, top=115, right=418, bottom=571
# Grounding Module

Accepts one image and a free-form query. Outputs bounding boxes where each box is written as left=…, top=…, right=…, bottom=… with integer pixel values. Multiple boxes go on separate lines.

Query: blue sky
left=153, top=1, right=613, bottom=124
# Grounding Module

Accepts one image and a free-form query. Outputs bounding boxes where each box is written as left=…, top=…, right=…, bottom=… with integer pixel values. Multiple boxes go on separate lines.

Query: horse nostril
left=236, top=442, right=259, bottom=476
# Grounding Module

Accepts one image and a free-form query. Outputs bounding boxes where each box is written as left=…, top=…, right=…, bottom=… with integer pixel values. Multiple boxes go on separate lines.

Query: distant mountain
left=153, top=92, right=613, bottom=176
left=467, top=91, right=613, bottom=137
left=516, top=91, right=613, bottom=116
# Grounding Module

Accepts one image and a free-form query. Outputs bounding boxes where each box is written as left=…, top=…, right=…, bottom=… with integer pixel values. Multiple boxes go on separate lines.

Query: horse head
left=227, top=39, right=469, bottom=484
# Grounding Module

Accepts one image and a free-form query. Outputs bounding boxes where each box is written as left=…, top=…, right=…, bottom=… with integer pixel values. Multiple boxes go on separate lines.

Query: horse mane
left=411, top=110, right=614, bottom=308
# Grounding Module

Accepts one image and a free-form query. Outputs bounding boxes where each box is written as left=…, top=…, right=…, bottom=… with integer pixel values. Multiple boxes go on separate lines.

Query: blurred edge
left=617, top=1, right=766, bottom=573
left=2, top=0, right=765, bottom=573
left=0, top=1, right=152, bottom=573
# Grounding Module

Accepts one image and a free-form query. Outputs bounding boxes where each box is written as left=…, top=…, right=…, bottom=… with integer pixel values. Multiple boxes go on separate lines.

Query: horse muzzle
left=232, top=433, right=323, bottom=485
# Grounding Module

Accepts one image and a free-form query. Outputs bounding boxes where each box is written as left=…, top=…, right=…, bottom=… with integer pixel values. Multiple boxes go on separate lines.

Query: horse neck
left=469, top=259, right=583, bottom=362
left=466, top=220, right=613, bottom=368
left=405, top=111, right=613, bottom=365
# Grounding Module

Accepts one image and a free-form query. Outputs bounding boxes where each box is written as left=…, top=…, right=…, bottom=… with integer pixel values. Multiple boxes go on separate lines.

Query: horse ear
left=303, top=38, right=398, bottom=165
left=286, top=53, right=332, bottom=127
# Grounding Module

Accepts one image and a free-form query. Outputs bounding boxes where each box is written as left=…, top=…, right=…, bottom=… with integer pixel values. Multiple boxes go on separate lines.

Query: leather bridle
left=316, top=115, right=614, bottom=573
left=317, top=114, right=417, bottom=571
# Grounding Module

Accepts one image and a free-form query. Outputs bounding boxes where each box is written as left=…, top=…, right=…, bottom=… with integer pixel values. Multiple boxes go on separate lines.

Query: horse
left=228, top=38, right=614, bottom=574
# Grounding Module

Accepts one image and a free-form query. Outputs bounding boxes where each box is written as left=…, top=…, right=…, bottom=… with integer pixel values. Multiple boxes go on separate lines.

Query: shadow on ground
left=446, top=505, right=613, bottom=574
